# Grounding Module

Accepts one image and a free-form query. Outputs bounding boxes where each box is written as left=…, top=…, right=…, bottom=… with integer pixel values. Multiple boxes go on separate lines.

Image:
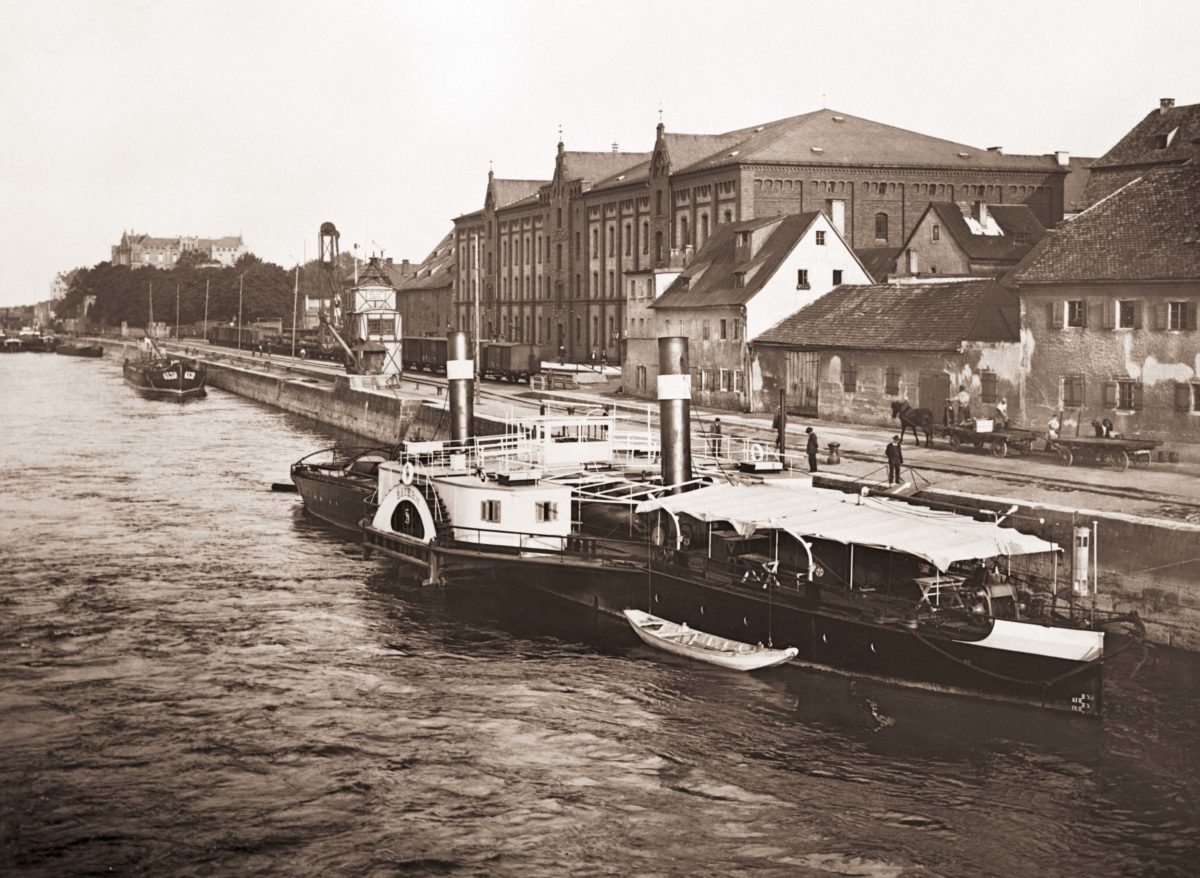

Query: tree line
left=61, top=252, right=354, bottom=330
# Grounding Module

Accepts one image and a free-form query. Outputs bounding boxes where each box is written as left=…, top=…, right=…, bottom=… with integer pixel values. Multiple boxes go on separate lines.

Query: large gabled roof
left=1011, top=164, right=1200, bottom=285
left=652, top=213, right=821, bottom=309
left=755, top=280, right=1019, bottom=351
left=399, top=231, right=455, bottom=292
left=680, top=110, right=1064, bottom=174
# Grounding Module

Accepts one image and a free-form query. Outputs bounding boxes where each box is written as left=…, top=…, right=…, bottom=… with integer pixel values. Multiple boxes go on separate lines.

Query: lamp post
left=203, top=278, right=209, bottom=339
left=291, top=262, right=299, bottom=359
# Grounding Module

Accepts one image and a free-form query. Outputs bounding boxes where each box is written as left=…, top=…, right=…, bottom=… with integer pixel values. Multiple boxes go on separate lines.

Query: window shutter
left=1082, top=301, right=1091, bottom=328
left=1102, top=299, right=1116, bottom=329
left=1132, top=383, right=1144, bottom=411
left=1175, top=382, right=1193, bottom=411
left=1049, top=300, right=1063, bottom=329
left=1133, top=301, right=1144, bottom=329
left=1188, top=304, right=1198, bottom=331
left=1155, top=302, right=1169, bottom=330
left=1103, top=381, right=1117, bottom=407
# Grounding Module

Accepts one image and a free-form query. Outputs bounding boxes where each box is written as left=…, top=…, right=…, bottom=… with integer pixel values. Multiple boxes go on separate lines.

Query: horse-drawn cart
left=1048, top=436, right=1161, bottom=471
left=932, top=420, right=1038, bottom=458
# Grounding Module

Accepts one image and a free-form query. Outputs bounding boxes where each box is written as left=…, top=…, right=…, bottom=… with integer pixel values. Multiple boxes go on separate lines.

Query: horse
left=891, top=400, right=933, bottom=447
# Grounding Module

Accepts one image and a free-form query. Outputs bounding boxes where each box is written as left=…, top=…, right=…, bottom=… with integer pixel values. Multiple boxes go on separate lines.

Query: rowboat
left=623, top=609, right=798, bottom=671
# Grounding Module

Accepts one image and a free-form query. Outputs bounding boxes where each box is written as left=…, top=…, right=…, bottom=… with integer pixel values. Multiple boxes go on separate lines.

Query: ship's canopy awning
left=635, top=482, right=1058, bottom=572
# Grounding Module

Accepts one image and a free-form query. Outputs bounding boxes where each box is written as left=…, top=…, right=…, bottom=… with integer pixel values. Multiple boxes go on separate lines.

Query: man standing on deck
left=805, top=426, right=819, bottom=473
left=886, top=435, right=903, bottom=485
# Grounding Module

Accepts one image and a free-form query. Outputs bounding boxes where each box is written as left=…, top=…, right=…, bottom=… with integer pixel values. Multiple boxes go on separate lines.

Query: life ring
left=750, top=443, right=765, bottom=462
left=400, top=461, right=415, bottom=485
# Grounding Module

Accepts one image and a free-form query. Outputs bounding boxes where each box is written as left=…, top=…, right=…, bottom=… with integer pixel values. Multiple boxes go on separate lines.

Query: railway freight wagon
left=207, top=325, right=270, bottom=349
left=402, top=336, right=449, bottom=372
left=481, top=341, right=541, bottom=382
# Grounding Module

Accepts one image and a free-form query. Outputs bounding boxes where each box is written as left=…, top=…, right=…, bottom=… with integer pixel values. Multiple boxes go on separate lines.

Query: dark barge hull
left=123, top=359, right=206, bottom=401
left=292, top=469, right=376, bottom=534
left=57, top=343, right=104, bottom=357
left=362, top=524, right=1102, bottom=716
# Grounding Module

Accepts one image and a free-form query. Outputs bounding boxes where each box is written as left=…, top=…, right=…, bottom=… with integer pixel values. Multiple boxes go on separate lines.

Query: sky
left=0, top=0, right=1196, bottom=307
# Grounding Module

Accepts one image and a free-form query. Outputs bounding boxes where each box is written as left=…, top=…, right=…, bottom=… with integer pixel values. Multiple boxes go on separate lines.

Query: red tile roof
left=1011, top=164, right=1200, bottom=285
left=755, top=280, right=1019, bottom=351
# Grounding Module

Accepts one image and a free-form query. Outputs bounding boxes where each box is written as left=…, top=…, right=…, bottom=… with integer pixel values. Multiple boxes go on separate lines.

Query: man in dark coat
left=886, top=434, right=903, bottom=484
left=805, top=426, right=819, bottom=473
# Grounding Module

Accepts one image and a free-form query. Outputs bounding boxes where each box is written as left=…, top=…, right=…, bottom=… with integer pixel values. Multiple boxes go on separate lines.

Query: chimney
left=447, top=331, right=474, bottom=445
left=1160, top=98, right=1175, bottom=114
left=385, top=256, right=393, bottom=265
left=1054, top=150, right=1070, bottom=167
left=657, top=336, right=692, bottom=492
left=972, top=200, right=989, bottom=227
left=611, top=142, right=619, bottom=153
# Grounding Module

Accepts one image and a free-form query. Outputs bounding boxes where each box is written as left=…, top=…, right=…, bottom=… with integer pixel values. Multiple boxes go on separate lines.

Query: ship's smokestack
left=447, top=330, right=474, bottom=445
left=657, top=336, right=692, bottom=492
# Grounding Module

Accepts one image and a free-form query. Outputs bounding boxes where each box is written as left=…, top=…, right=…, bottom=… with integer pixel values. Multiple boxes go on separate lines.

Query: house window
left=719, top=319, right=728, bottom=340
left=481, top=499, right=501, bottom=523
left=842, top=364, right=857, bottom=393
left=816, top=230, right=826, bottom=246
left=608, top=226, right=615, bottom=257
left=737, top=231, right=751, bottom=247
left=1118, top=300, right=1137, bottom=329
left=980, top=371, right=998, bottom=404
left=884, top=366, right=900, bottom=396
left=636, top=365, right=647, bottom=390
left=833, top=269, right=843, bottom=285
left=1117, top=380, right=1141, bottom=410
left=535, top=501, right=558, bottom=523
left=702, top=320, right=710, bottom=340
left=700, top=214, right=709, bottom=243
left=655, top=232, right=664, bottom=262
left=704, top=368, right=716, bottom=389
left=797, top=269, right=809, bottom=288
left=1067, top=300, right=1086, bottom=328
left=932, top=224, right=940, bottom=241
left=572, top=232, right=579, bottom=257
left=556, top=208, right=562, bottom=228
left=733, top=319, right=741, bottom=340
left=874, top=213, right=889, bottom=241
left=680, top=216, right=690, bottom=246
left=1062, top=374, right=1085, bottom=408
left=1169, top=301, right=1194, bottom=330
left=642, top=221, right=649, bottom=254
left=719, top=369, right=730, bottom=391
left=624, top=223, right=631, bottom=256
left=724, top=210, right=732, bottom=223
left=733, top=370, right=744, bottom=393
left=591, top=229, right=598, bottom=252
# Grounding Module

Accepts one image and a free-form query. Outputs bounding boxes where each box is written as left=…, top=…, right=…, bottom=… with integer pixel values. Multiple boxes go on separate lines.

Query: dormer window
left=734, top=272, right=746, bottom=288
left=815, top=231, right=826, bottom=246
left=737, top=231, right=751, bottom=247
left=1154, top=127, right=1179, bottom=150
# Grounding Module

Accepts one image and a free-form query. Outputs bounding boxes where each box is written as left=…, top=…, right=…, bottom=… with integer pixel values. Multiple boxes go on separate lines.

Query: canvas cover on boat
left=635, top=482, right=1057, bottom=571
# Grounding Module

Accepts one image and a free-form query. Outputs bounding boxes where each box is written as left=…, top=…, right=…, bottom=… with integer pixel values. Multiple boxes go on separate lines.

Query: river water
left=1, top=353, right=1197, bottom=877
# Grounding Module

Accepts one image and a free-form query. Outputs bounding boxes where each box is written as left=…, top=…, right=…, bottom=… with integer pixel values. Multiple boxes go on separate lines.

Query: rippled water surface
left=1, top=354, right=1198, bottom=877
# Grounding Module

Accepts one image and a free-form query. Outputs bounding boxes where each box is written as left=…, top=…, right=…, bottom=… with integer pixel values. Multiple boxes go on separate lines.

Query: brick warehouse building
left=452, top=108, right=1076, bottom=369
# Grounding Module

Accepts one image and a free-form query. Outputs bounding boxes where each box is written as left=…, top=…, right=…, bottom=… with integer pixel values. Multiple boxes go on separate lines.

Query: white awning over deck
left=635, top=482, right=1057, bottom=571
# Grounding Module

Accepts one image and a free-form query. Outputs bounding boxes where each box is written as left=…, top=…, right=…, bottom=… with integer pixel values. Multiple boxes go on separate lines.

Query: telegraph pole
left=174, top=282, right=180, bottom=340
left=203, top=278, right=209, bottom=338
